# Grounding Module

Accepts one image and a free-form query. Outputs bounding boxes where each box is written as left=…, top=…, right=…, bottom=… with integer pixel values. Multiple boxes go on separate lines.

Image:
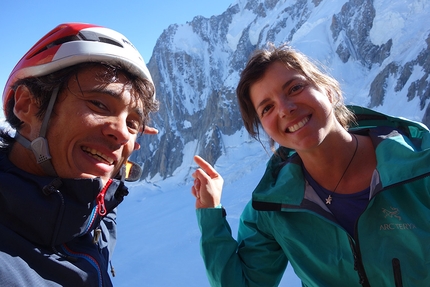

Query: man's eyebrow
left=84, top=86, right=122, bottom=98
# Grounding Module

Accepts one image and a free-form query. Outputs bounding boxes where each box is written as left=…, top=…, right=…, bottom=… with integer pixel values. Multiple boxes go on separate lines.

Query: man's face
left=45, top=66, right=144, bottom=186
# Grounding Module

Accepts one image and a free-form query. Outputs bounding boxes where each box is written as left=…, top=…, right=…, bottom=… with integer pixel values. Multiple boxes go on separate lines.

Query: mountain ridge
left=134, top=0, right=430, bottom=180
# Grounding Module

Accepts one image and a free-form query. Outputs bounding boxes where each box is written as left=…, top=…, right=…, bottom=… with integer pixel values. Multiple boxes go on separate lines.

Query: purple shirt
left=303, top=167, right=370, bottom=237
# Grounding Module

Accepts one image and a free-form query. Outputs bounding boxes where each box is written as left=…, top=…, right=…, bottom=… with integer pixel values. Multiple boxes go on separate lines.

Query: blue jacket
left=0, top=150, right=129, bottom=286
left=197, top=106, right=430, bottom=287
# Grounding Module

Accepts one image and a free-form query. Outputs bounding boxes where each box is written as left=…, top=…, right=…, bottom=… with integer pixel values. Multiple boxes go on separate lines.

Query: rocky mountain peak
left=133, top=0, right=430, bottom=180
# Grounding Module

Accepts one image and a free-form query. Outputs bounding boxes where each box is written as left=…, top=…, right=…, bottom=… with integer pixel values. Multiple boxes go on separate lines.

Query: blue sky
left=0, top=0, right=235, bottom=111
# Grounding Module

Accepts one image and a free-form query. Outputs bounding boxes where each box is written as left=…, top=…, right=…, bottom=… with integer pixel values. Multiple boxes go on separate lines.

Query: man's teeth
left=287, top=116, right=309, bottom=132
left=82, top=147, right=114, bottom=164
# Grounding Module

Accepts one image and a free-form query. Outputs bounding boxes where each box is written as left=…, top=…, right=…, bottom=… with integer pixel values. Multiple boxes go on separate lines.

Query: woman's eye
left=260, top=104, right=273, bottom=117
left=290, top=83, right=305, bottom=94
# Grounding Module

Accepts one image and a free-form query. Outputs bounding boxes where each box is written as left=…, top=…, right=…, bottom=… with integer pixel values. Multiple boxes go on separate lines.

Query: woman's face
left=249, top=62, right=339, bottom=153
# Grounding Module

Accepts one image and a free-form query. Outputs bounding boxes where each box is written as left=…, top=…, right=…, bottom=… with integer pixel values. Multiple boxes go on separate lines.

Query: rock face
left=132, top=0, right=430, bottom=180
left=368, top=34, right=430, bottom=110
left=331, top=0, right=392, bottom=67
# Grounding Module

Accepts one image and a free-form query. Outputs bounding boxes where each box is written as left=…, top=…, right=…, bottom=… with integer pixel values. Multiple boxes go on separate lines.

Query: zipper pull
left=96, top=179, right=113, bottom=216
left=93, top=228, right=102, bottom=244
left=392, top=258, right=403, bottom=287
left=110, top=260, right=116, bottom=277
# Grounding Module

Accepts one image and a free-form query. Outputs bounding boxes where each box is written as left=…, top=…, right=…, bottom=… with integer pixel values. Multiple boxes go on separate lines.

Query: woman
left=191, top=44, right=430, bottom=286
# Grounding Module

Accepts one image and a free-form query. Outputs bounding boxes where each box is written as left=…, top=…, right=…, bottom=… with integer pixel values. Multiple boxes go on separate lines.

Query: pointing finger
left=193, top=155, right=219, bottom=179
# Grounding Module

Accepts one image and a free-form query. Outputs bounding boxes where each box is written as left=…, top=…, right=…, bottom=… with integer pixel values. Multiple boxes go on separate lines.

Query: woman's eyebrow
left=255, top=76, right=301, bottom=110
left=281, top=75, right=305, bottom=90
left=255, top=98, right=271, bottom=111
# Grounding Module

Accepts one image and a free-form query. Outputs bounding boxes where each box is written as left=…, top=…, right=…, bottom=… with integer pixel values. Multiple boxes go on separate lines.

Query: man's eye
left=127, top=120, right=141, bottom=133
left=89, top=100, right=107, bottom=110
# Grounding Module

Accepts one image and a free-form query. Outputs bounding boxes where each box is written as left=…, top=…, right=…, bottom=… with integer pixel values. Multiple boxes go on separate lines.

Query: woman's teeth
left=287, top=116, right=309, bottom=132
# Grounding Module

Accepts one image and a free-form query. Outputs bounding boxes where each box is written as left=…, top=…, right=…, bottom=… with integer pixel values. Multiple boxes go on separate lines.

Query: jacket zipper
left=96, top=179, right=113, bottom=216
left=61, top=244, right=103, bottom=287
left=348, top=236, right=370, bottom=286
left=80, top=179, right=113, bottom=236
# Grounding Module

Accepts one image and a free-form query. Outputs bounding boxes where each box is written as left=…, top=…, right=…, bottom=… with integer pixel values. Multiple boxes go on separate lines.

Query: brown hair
left=236, top=43, right=355, bottom=149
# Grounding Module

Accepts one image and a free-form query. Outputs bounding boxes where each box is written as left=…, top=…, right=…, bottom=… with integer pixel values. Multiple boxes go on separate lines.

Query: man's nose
left=103, top=116, right=130, bottom=145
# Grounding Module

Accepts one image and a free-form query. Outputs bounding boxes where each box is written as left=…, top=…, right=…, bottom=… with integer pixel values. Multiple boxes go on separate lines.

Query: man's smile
left=81, top=146, right=115, bottom=165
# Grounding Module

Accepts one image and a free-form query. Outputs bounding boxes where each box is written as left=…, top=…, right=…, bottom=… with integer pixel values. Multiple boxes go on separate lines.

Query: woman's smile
left=286, top=115, right=311, bottom=133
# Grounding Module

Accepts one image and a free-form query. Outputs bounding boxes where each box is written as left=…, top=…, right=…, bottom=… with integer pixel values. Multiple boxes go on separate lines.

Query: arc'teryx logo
left=379, top=206, right=416, bottom=231
left=382, top=207, right=401, bottom=220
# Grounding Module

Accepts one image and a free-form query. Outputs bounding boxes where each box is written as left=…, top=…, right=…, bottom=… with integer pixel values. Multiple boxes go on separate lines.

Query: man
left=0, top=23, right=159, bottom=286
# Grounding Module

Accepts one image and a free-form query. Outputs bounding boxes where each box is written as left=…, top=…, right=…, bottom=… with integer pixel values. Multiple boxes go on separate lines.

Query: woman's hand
left=191, top=155, right=224, bottom=209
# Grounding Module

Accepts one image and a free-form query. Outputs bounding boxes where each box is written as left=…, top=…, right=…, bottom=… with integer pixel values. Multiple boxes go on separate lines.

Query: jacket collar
left=252, top=107, right=430, bottom=210
left=0, top=150, right=128, bottom=246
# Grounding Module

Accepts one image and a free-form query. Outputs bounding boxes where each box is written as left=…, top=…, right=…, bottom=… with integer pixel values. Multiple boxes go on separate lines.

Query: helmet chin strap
left=15, top=86, right=59, bottom=177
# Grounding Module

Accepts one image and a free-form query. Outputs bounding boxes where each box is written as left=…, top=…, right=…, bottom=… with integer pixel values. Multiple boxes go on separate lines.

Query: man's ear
left=13, top=85, right=38, bottom=123
left=134, top=141, right=141, bottom=150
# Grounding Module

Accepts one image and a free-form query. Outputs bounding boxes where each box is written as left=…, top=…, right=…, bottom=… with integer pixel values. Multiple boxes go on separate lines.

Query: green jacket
left=197, top=106, right=430, bottom=287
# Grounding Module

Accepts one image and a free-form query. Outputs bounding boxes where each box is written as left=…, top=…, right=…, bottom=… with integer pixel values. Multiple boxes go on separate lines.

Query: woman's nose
left=278, top=98, right=296, bottom=117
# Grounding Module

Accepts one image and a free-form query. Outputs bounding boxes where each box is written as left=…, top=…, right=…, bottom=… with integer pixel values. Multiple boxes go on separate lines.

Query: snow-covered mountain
left=112, top=1, right=428, bottom=282
left=133, top=0, right=430, bottom=181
